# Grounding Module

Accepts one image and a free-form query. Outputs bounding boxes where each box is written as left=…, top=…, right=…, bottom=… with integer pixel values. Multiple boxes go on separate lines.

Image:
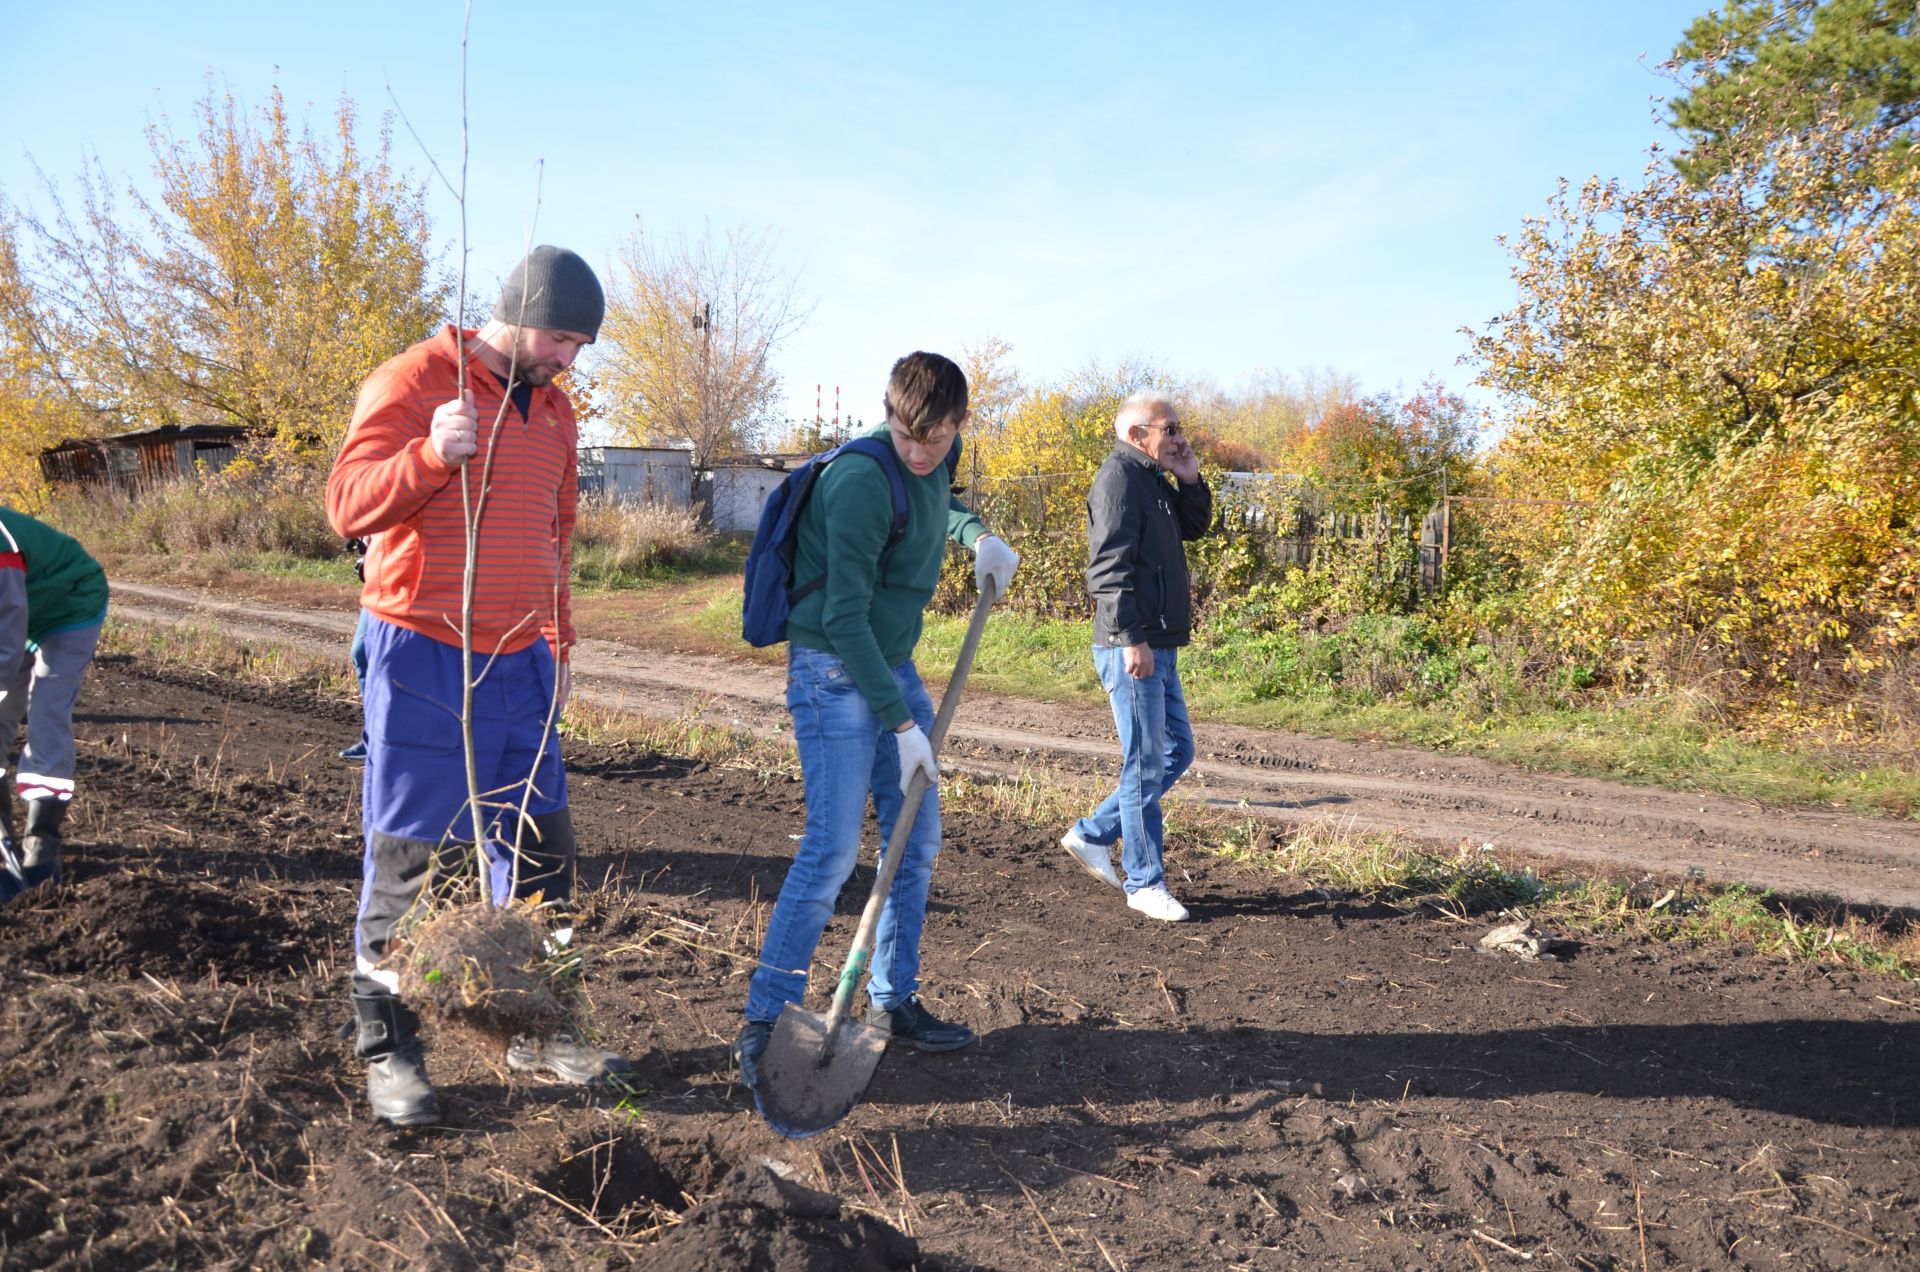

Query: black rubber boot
left=15, top=799, right=65, bottom=894
left=351, top=993, right=439, bottom=1127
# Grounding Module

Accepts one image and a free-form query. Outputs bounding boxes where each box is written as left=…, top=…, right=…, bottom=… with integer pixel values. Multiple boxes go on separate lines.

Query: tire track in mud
left=112, top=580, right=1920, bottom=910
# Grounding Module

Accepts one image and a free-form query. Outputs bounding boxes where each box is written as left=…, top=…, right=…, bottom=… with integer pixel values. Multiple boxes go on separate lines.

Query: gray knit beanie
left=495, top=245, right=605, bottom=340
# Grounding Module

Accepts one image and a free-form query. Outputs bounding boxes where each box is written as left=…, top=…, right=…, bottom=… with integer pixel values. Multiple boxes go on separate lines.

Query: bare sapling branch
left=453, top=0, right=486, bottom=862
left=459, top=159, right=543, bottom=881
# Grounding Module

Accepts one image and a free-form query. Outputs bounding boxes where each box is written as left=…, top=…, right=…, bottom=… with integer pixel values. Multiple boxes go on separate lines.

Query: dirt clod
left=634, top=1161, right=917, bottom=1272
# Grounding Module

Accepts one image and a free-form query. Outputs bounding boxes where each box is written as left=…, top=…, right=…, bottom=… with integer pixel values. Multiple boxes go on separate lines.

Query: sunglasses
left=1141, top=421, right=1183, bottom=437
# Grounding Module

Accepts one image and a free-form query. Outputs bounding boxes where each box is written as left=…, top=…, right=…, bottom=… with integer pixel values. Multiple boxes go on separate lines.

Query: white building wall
left=708, top=467, right=789, bottom=533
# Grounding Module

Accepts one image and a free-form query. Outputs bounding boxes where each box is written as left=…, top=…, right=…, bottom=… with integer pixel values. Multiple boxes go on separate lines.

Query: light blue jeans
left=1072, top=645, right=1195, bottom=893
left=745, top=647, right=941, bottom=1024
left=349, top=607, right=371, bottom=697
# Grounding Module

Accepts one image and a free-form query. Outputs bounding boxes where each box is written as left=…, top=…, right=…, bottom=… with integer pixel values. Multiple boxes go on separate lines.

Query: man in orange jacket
left=327, top=245, right=629, bottom=1126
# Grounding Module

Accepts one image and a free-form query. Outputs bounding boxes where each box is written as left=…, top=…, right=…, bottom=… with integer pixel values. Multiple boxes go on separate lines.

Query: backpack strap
left=786, top=439, right=910, bottom=603
left=790, top=434, right=965, bottom=600
left=839, top=437, right=911, bottom=554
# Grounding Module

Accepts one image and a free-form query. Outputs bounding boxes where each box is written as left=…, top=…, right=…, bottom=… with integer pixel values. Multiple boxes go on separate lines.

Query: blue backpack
left=741, top=436, right=961, bottom=647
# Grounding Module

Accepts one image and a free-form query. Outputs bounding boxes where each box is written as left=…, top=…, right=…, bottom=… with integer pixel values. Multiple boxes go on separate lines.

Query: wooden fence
left=959, top=469, right=1593, bottom=606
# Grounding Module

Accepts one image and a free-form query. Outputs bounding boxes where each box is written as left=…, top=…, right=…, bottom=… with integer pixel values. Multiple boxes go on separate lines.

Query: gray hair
left=1114, top=390, right=1177, bottom=442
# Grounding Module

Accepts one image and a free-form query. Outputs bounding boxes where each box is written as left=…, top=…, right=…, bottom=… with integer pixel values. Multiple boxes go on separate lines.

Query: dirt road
left=111, top=580, right=1920, bottom=910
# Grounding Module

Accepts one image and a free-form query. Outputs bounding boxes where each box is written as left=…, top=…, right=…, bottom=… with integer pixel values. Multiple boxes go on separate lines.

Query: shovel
left=755, top=581, right=998, bottom=1138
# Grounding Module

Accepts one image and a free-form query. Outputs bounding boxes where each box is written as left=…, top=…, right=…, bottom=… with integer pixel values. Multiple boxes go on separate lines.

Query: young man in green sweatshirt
left=734, top=351, right=1019, bottom=1091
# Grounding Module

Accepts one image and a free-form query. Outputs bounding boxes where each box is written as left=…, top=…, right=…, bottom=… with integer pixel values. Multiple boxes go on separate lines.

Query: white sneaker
left=1060, top=829, right=1123, bottom=890
left=1126, top=884, right=1190, bottom=922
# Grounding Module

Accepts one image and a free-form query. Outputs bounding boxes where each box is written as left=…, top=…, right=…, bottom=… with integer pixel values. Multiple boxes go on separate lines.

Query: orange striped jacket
left=327, top=325, right=577, bottom=658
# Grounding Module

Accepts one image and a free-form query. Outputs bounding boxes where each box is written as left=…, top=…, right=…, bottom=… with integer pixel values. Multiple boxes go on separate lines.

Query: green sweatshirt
left=0, top=506, right=109, bottom=644
left=784, top=428, right=988, bottom=728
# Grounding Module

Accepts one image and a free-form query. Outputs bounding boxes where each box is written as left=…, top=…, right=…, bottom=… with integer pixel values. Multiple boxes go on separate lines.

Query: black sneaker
left=733, top=1020, right=774, bottom=1090
left=866, top=995, right=975, bottom=1052
left=339, top=741, right=368, bottom=762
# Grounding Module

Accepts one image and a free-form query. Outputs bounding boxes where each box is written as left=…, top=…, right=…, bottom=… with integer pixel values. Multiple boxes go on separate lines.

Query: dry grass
left=100, top=617, right=357, bottom=700
left=572, top=498, right=716, bottom=585
left=561, top=698, right=796, bottom=778
left=1213, top=815, right=1920, bottom=981
left=47, top=461, right=339, bottom=562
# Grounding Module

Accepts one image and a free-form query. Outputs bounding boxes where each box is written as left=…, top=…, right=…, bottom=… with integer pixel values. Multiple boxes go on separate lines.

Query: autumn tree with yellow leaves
left=2, top=84, right=447, bottom=463
left=0, top=219, right=86, bottom=505
left=595, top=224, right=809, bottom=468
left=1470, top=108, right=1920, bottom=710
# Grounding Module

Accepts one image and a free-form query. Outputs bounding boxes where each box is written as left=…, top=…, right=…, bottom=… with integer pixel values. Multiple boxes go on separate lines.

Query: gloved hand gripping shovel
left=754, top=582, right=997, bottom=1138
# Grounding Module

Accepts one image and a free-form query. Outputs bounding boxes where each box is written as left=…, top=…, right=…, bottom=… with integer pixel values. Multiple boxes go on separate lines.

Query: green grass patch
left=678, top=590, right=1920, bottom=817
left=225, top=552, right=361, bottom=585
left=1196, top=694, right=1920, bottom=819
left=915, top=607, right=1103, bottom=701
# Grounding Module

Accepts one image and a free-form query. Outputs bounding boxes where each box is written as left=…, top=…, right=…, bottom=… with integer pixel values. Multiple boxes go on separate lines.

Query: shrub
left=571, top=497, right=714, bottom=584
left=44, top=456, right=338, bottom=560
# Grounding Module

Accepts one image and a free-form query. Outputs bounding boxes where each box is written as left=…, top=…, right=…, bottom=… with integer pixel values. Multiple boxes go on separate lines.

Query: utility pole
left=693, top=299, right=711, bottom=461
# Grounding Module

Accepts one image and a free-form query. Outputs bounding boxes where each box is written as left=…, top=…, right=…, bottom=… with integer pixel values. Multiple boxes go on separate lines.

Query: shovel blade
left=752, top=1002, right=889, bottom=1139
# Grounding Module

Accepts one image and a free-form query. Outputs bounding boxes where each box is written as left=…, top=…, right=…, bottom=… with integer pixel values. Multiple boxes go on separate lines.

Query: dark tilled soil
left=2, top=656, right=1917, bottom=1270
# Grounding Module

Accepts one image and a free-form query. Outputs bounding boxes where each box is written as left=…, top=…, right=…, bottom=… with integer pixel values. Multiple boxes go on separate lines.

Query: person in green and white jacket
left=0, top=505, right=108, bottom=903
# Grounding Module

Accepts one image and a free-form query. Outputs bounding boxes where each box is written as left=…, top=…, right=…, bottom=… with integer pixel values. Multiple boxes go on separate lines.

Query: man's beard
left=511, top=335, right=563, bottom=386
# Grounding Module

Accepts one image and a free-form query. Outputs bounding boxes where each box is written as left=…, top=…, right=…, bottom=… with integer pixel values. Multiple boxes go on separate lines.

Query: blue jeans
left=349, top=607, right=371, bottom=697
left=1072, top=645, right=1195, bottom=893
left=745, top=647, right=941, bottom=1023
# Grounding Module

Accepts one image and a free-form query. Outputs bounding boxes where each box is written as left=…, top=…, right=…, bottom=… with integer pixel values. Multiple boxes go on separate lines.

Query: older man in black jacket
left=1061, top=391, right=1212, bottom=921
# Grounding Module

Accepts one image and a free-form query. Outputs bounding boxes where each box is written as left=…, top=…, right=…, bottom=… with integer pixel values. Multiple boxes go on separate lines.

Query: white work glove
left=972, top=534, right=1019, bottom=601
left=893, top=723, right=937, bottom=798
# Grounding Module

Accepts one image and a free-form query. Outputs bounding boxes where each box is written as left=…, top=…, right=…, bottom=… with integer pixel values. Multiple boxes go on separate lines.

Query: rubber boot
left=15, top=799, right=65, bottom=895
left=487, top=808, right=576, bottom=908
left=351, top=993, right=439, bottom=1126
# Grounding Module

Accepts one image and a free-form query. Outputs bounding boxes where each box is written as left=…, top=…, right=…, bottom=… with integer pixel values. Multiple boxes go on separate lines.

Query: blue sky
left=2, top=1, right=1702, bottom=423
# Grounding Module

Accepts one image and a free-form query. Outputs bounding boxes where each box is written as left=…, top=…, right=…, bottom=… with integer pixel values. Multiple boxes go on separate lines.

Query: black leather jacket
left=1084, top=443, right=1212, bottom=648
